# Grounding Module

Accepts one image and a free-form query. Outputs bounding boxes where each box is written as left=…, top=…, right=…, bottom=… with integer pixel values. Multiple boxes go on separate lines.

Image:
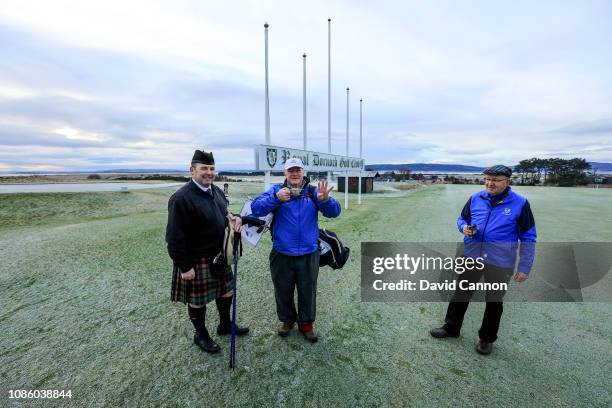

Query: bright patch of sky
left=0, top=0, right=611, bottom=171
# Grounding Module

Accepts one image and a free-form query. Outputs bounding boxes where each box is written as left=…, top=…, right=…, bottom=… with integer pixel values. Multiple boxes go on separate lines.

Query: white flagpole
left=327, top=18, right=332, bottom=183
left=358, top=98, right=363, bottom=205
left=303, top=53, right=307, bottom=150
left=264, top=22, right=271, bottom=191
left=345, top=87, right=349, bottom=210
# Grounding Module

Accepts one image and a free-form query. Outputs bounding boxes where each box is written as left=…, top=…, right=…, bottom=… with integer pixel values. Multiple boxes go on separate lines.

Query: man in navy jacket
left=430, top=165, right=537, bottom=355
left=251, top=158, right=341, bottom=342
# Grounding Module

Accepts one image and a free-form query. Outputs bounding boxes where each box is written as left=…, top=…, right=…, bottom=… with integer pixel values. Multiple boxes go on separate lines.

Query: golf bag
left=318, top=228, right=350, bottom=269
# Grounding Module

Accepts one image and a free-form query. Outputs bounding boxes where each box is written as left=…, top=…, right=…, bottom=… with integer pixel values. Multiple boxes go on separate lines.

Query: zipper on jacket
left=479, top=205, right=493, bottom=257
left=479, top=197, right=505, bottom=256
left=209, top=187, right=225, bottom=235
left=298, top=196, right=302, bottom=254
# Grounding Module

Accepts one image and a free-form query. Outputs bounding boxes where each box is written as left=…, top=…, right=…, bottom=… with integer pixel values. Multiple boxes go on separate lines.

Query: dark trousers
left=444, top=263, right=514, bottom=343
left=270, top=249, right=320, bottom=325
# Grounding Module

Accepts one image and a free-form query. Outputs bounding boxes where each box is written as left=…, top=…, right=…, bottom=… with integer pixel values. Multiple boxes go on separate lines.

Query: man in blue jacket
left=251, top=158, right=340, bottom=342
left=430, top=165, right=537, bottom=355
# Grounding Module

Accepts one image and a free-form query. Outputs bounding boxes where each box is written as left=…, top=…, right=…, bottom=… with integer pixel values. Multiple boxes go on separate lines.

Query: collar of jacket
left=282, top=176, right=310, bottom=191
left=479, top=186, right=511, bottom=204
left=189, top=179, right=214, bottom=196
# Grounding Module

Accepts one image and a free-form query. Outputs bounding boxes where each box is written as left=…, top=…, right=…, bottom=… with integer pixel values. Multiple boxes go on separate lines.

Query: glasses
left=484, top=177, right=508, bottom=183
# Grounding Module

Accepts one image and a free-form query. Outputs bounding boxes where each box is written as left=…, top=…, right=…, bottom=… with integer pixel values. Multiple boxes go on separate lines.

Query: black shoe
left=475, top=340, right=493, bottom=355
left=194, top=333, right=221, bottom=353
left=217, top=323, right=250, bottom=336
left=430, top=326, right=460, bottom=338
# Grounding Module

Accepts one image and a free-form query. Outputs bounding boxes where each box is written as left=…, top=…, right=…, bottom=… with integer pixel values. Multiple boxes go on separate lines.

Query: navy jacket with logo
left=457, top=187, right=537, bottom=273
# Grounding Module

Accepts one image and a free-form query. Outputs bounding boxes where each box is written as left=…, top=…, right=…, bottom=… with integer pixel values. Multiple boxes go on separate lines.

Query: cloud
left=1, top=1, right=612, bottom=171
left=550, top=118, right=612, bottom=135
left=0, top=124, right=108, bottom=148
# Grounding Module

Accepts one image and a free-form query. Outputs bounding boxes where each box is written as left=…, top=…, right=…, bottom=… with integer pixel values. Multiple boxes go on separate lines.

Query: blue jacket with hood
left=458, top=186, right=537, bottom=273
left=251, top=180, right=341, bottom=256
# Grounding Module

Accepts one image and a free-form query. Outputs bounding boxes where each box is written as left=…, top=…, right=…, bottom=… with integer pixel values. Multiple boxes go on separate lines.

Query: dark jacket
left=166, top=180, right=228, bottom=272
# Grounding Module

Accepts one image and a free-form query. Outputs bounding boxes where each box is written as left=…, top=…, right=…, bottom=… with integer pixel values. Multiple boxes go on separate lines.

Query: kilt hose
left=170, top=257, right=234, bottom=305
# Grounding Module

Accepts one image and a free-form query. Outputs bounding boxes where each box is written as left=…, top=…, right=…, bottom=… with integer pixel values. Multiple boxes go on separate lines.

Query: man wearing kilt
left=166, top=149, right=249, bottom=353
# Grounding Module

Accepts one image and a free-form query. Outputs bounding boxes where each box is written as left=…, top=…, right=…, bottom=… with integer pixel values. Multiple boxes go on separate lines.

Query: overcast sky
left=1, top=0, right=611, bottom=172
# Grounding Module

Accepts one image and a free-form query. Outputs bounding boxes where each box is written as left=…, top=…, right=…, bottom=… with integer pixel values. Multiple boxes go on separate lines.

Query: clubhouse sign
left=255, top=144, right=365, bottom=172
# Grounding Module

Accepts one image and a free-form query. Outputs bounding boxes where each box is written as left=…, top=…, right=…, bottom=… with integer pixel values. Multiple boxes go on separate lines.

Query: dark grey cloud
left=165, top=79, right=262, bottom=105
left=1, top=7, right=612, bottom=171
left=437, top=146, right=495, bottom=156
left=0, top=23, right=279, bottom=147
left=550, top=118, right=612, bottom=135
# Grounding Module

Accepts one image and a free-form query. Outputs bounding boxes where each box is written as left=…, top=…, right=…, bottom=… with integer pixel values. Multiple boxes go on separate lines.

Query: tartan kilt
left=170, top=257, right=234, bottom=305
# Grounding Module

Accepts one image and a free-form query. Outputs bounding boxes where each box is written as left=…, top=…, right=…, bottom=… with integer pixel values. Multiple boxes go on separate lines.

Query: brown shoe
left=277, top=321, right=294, bottom=337
left=301, top=330, right=318, bottom=343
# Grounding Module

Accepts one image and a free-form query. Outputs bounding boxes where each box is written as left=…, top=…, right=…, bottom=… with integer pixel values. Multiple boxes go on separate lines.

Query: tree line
left=514, top=157, right=591, bottom=186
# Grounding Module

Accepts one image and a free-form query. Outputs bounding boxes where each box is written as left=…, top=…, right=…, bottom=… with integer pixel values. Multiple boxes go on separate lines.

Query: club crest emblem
left=266, top=148, right=278, bottom=168
left=503, top=208, right=511, bottom=215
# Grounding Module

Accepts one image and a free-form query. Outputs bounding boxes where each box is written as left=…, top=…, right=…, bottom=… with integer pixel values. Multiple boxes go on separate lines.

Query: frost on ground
left=0, top=184, right=611, bottom=407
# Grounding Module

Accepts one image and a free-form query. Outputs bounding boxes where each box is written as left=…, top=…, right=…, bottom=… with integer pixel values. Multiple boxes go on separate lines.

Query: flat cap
left=483, top=165, right=512, bottom=177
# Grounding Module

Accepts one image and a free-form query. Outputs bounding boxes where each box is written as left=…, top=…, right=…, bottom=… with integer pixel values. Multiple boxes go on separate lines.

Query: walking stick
left=228, top=215, right=266, bottom=370
left=229, top=233, right=241, bottom=370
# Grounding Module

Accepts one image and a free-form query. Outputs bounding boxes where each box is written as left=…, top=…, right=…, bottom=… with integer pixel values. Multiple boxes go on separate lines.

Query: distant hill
left=366, top=162, right=612, bottom=173
left=365, top=163, right=486, bottom=172
left=589, top=162, right=612, bottom=172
